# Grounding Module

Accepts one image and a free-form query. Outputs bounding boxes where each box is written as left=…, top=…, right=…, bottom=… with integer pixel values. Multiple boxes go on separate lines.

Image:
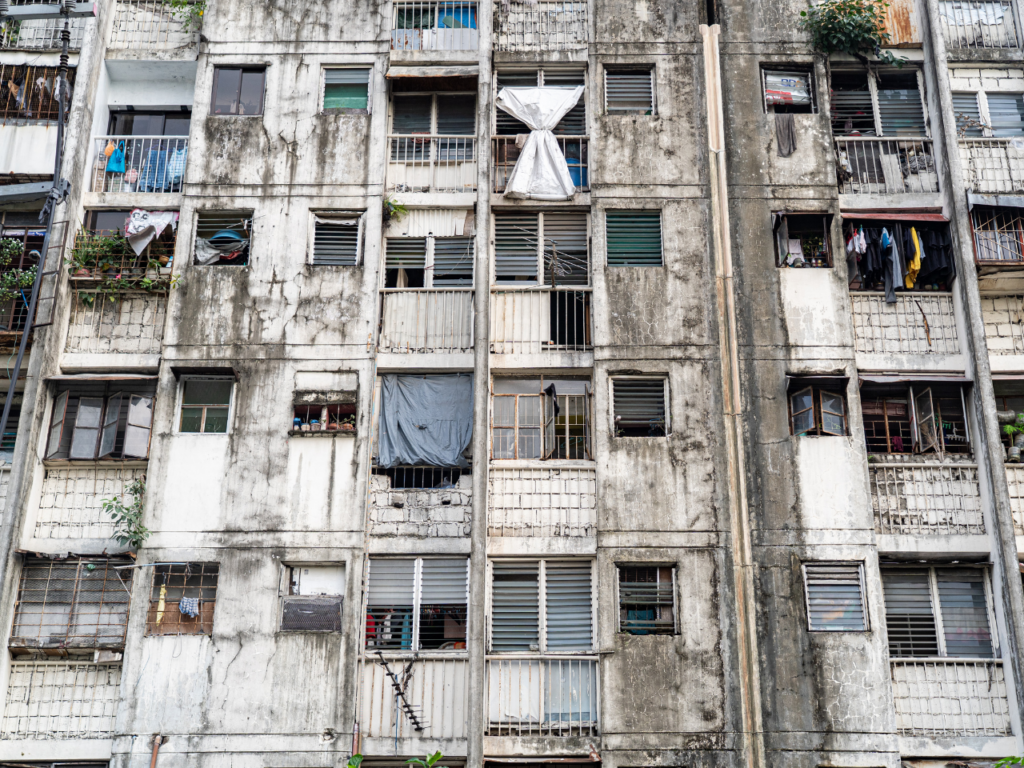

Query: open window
left=292, top=388, right=357, bottom=434
left=146, top=563, right=218, bottom=636
left=860, top=379, right=971, bottom=456
left=994, top=381, right=1024, bottom=451
left=787, top=376, right=847, bottom=436
left=312, top=212, right=362, bottom=266
left=611, top=376, right=668, bottom=437
left=773, top=212, right=832, bottom=268
left=282, top=565, right=345, bottom=632
left=366, top=557, right=468, bottom=651
left=802, top=562, right=867, bottom=631
left=492, top=377, right=591, bottom=459
left=830, top=70, right=876, bottom=136
left=762, top=67, right=816, bottom=114
left=845, top=218, right=956, bottom=292
left=194, top=211, right=251, bottom=266
left=384, top=234, right=474, bottom=287
left=45, top=379, right=155, bottom=460
left=617, top=565, right=676, bottom=635
left=491, top=559, right=593, bottom=651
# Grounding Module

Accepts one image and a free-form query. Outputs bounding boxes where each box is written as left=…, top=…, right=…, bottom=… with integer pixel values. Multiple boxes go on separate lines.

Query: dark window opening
left=372, top=465, right=466, bottom=489
left=861, top=383, right=971, bottom=456
left=773, top=212, right=832, bottom=268
left=830, top=70, right=875, bottom=136
left=292, top=402, right=355, bottom=433
left=281, top=565, right=344, bottom=632
left=0, top=211, right=43, bottom=334
left=846, top=220, right=955, bottom=292
left=211, top=67, right=265, bottom=116
left=788, top=379, right=847, bottom=436
left=194, top=211, right=251, bottom=266
left=612, top=378, right=667, bottom=437
left=618, top=565, right=675, bottom=635
left=366, top=558, right=468, bottom=651
left=146, top=563, right=218, bottom=636
left=45, top=381, right=155, bottom=460
left=107, top=108, right=191, bottom=136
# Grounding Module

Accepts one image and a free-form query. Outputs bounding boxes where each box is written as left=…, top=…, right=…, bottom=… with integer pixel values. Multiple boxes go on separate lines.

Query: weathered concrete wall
left=369, top=472, right=472, bottom=538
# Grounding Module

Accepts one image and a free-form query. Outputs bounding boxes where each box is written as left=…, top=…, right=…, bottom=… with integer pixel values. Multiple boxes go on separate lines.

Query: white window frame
left=279, top=563, right=346, bottom=632
left=603, top=66, right=657, bottom=116
left=308, top=210, right=365, bottom=266
left=320, top=66, right=374, bottom=114
left=175, top=375, right=235, bottom=435
left=608, top=375, right=671, bottom=436
left=800, top=561, right=869, bottom=633
left=614, top=563, right=678, bottom=635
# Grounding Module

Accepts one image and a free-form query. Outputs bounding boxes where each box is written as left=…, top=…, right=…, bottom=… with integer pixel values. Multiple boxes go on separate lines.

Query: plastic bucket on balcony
left=566, top=160, right=587, bottom=188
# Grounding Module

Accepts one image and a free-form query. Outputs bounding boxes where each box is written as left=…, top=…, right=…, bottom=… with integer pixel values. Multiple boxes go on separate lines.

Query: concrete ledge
left=376, top=352, right=474, bottom=370
left=19, top=537, right=130, bottom=556
left=875, top=533, right=992, bottom=556
left=854, top=353, right=968, bottom=373
left=487, top=535, right=596, bottom=556
left=60, top=352, right=162, bottom=372
left=0, top=738, right=112, bottom=761
left=367, top=537, right=471, bottom=554
left=897, top=734, right=1018, bottom=757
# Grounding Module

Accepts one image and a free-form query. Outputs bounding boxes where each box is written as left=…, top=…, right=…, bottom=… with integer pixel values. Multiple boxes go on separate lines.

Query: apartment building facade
left=0, top=0, right=1020, bottom=765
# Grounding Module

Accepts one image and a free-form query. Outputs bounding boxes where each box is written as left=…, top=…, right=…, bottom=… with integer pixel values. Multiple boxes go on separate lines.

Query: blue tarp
left=377, top=374, right=473, bottom=468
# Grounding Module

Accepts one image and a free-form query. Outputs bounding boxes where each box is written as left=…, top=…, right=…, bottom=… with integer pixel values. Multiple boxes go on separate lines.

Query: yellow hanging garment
left=906, top=227, right=922, bottom=288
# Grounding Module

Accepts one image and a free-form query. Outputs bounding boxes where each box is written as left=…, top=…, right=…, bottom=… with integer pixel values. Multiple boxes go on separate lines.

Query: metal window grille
left=0, top=214, right=44, bottom=335
left=194, top=211, right=252, bottom=266
left=372, top=465, right=465, bottom=489
left=877, top=74, right=927, bottom=136
left=10, top=558, right=133, bottom=651
left=830, top=71, right=876, bottom=136
left=612, top=378, right=667, bottom=437
left=312, top=215, right=360, bottom=266
left=606, top=211, right=663, bottom=266
left=494, top=212, right=539, bottom=282
left=45, top=382, right=156, bottom=460
left=390, top=0, right=478, bottom=51
left=146, top=562, right=218, bottom=636
left=861, top=387, right=970, bottom=456
left=366, top=557, right=468, bottom=651
left=605, top=69, right=654, bottom=114
left=490, top=559, right=593, bottom=652
left=940, top=0, right=1020, bottom=49
left=802, top=563, right=867, bottom=631
left=281, top=565, right=345, bottom=632
left=618, top=565, right=675, bottom=634
left=0, top=64, right=75, bottom=123
left=972, top=205, right=1024, bottom=262
left=953, top=92, right=985, bottom=136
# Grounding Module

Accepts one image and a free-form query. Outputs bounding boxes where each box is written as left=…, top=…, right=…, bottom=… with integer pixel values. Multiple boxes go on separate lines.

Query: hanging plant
left=799, top=0, right=907, bottom=67
left=382, top=196, right=409, bottom=226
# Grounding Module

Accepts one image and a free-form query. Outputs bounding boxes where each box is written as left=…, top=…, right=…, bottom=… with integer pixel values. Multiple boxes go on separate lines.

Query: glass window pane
left=519, top=396, right=540, bottom=427
left=792, top=409, right=814, bottom=435
left=436, top=94, right=476, bottom=135
left=180, top=407, right=203, bottom=433
left=492, top=427, right=515, bottom=458
left=324, top=83, right=368, bottom=110
left=791, top=388, right=812, bottom=415
left=123, top=426, right=150, bottom=458
left=518, top=427, right=541, bottom=458
left=183, top=380, right=232, bottom=406
left=937, top=570, right=993, bottom=657
left=69, top=426, right=98, bottom=459
left=822, top=411, right=845, bottom=435
left=128, top=395, right=153, bottom=429
left=203, top=408, right=230, bottom=434
left=75, top=397, right=103, bottom=428
left=392, top=94, right=433, bottom=133
left=213, top=68, right=242, bottom=115
left=239, top=71, right=265, bottom=115
left=821, top=391, right=845, bottom=416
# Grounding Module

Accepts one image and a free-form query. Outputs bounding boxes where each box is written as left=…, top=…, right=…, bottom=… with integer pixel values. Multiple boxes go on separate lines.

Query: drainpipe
left=700, top=23, right=765, bottom=768
left=149, top=734, right=165, bottom=768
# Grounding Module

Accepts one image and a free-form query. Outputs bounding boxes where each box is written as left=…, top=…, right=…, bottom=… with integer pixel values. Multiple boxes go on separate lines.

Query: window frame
left=176, top=375, right=235, bottom=435
left=609, top=375, right=670, bottom=437
left=491, top=210, right=592, bottom=286
left=211, top=66, right=266, bottom=117
left=786, top=380, right=848, bottom=437
left=310, top=211, right=364, bottom=266
left=773, top=212, right=833, bottom=268
left=493, top=67, right=588, bottom=136
left=490, top=376, right=593, bottom=460
left=761, top=66, right=818, bottom=114
left=320, top=66, right=373, bottom=115
left=145, top=562, right=219, bottom=637
left=44, top=382, right=156, bottom=461
left=860, top=383, right=972, bottom=456
left=389, top=90, right=478, bottom=138
left=615, top=563, right=678, bottom=635
left=384, top=231, right=476, bottom=288
left=801, top=561, right=868, bottom=633
left=603, top=67, right=656, bottom=116
left=193, top=209, right=253, bottom=267
left=280, top=563, right=346, bottom=633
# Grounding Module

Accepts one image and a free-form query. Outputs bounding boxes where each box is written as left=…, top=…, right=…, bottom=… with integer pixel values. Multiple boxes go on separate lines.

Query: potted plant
left=1005, top=417, right=1024, bottom=462
left=338, top=413, right=356, bottom=431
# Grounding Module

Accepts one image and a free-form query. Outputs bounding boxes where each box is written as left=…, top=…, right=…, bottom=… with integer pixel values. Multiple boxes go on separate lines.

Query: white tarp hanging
left=495, top=86, right=584, bottom=201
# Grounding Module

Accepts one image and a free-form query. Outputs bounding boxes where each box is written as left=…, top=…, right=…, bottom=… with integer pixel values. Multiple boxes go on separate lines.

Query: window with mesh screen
left=282, top=565, right=345, bottom=632
left=618, top=565, right=675, bottom=635
left=612, top=377, right=667, bottom=437
left=312, top=214, right=361, bottom=266
left=802, top=563, right=866, bottom=631
left=606, top=211, right=662, bottom=266
left=194, top=211, right=252, bottom=266
left=491, top=377, right=591, bottom=460
left=860, top=383, right=970, bottom=456
left=605, top=69, right=654, bottom=115
left=146, top=563, right=218, bottom=636
left=490, top=560, right=593, bottom=651
left=366, top=557, right=468, bottom=651
left=10, top=557, right=133, bottom=652
left=45, top=381, right=156, bottom=460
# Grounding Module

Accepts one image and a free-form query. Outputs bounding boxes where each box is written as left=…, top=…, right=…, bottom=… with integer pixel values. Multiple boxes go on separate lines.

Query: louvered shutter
left=882, top=569, right=938, bottom=657
left=543, top=212, right=589, bottom=285
left=544, top=70, right=587, bottom=135
left=419, top=558, right=469, bottom=649
left=936, top=569, right=993, bottom=657
left=605, top=70, right=654, bottom=114
left=545, top=562, right=592, bottom=650
left=496, top=72, right=539, bottom=134
left=831, top=77, right=876, bottom=135
left=491, top=562, right=539, bottom=651
left=494, top=212, right=539, bottom=282
left=393, top=94, right=433, bottom=133
left=986, top=92, right=1024, bottom=136
left=803, top=563, right=866, bottom=631
left=437, top=94, right=476, bottom=135
left=606, top=211, right=663, bottom=266
left=877, top=76, right=927, bottom=136
left=366, top=558, right=415, bottom=650
left=313, top=217, right=360, bottom=266
left=324, top=68, right=370, bottom=110
left=953, top=92, right=984, bottom=136
left=613, top=379, right=667, bottom=436
left=432, top=236, right=474, bottom=285
left=386, top=237, right=427, bottom=268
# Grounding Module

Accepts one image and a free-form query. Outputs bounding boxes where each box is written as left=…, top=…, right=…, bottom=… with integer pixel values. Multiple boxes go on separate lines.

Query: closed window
left=212, top=67, right=266, bottom=116
left=390, top=92, right=476, bottom=167
left=606, top=210, right=662, bottom=266
left=146, top=563, right=218, bottom=636
left=972, top=205, right=1024, bottom=264
left=861, top=383, right=970, bottom=455
left=953, top=92, right=985, bottom=136
left=882, top=566, right=994, bottom=658
left=987, top=92, right=1024, bottom=136
left=951, top=91, right=1024, bottom=137
left=385, top=234, right=474, bottom=287
left=788, top=379, right=847, bottom=436
left=492, top=377, right=591, bottom=459
left=494, top=210, right=589, bottom=284
left=490, top=559, right=593, bottom=651
left=496, top=69, right=586, bottom=135
left=312, top=213, right=362, bottom=266
left=194, top=210, right=252, bottom=266
left=323, top=68, right=371, bottom=111
left=366, top=557, right=468, bottom=651
left=830, top=70, right=875, bottom=136
left=618, top=565, right=676, bottom=635
left=762, top=67, right=816, bottom=114
left=605, top=69, right=655, bottom=115
left=179, top=378, right=233, bottom=434
left=45, top=381, right=155, bottom=460
left=282, top=565, right=345, bottom=632
left=611, top=377, right=667, bottom=437
left=877, top=72, right=926, bottom=136
left=802, top=563, right=867, bottom=631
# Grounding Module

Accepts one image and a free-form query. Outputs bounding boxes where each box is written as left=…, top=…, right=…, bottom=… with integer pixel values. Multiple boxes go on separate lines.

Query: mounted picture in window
left=323, top=68, right=370, bottom=112
left=45, top=379, right=156, bottom=460
left=179, top=377, right=233, bottom=434
left=762, top=67, right=816, bottom=114
left=212, top=67, right=265, bottom=116
left=861, top=381, right=971, bottom=456
left=773, top=212, right=832, bottom=268
left=787, top=377, right=847, bottom=436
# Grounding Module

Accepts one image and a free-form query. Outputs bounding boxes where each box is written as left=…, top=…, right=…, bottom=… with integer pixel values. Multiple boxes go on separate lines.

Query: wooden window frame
left=787, top=383, right=848, bottom=437
left=177, top=376, right=234, bottom=435
left=490, top=377, right=593, bottom=460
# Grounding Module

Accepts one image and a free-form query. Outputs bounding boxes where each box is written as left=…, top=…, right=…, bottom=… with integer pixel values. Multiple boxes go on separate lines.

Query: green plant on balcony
left=68, top=233, right=178, bottom=305
left=799, top=0, right=907, bottom=67
left=168, top=0, right=206, bottom=33
left=102, top=478, right=151, bottom=550
left=0, top=238, right=36, bottom=304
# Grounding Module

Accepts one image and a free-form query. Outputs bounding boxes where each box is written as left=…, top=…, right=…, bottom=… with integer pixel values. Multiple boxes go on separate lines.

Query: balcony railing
left=1006, top=465, right=1024, bottom=534
left=388, top=136, right=477, bottom=193
left=488, top=465, right=596, bottom=537
left=835, top=137, right=939, bottom=195
left=891, top=659, right=1011, bottom=736
left=109, top=0, right=198, bottom=49
left=379, top=288, right=474, bottom=353
left=0, top=18, right=85, bottom=50
left=939, top=0, right=1020, bottom=49
left=65, top=291, right=167, bottom=355
left=486, top=657, right=598, bottom=737
left=391, top=1, right=478, bottom=50
left=1, top=661, right=122, bottom=739
left=494, top=0, right=588, bottom=51
left=870, top=462, right=983, bottom=535
left=850, top=293, right=960, bottom=356
left=493, top=136, right=589, bottom=193
left=91, top=136, right=188, bottom=194
left=69, top=229, right=175, bottom=284
left=490, top=289, right=592, bottom=354
left=981, top=294, right=1024, bottom=355
left=361, top=656, right=468, bottom=739
left=33, top=466, right=147, bottom=539
left=959, top=138, right=1024, bottom=194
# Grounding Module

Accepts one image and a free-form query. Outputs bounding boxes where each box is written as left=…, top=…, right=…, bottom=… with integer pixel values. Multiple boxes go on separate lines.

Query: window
left=617, top=565, right=675, bottom=635
left=10, top=557, right=132, bottom=653
left=951, top=91, right=1024, bottom=137
left=994, top=385, right=1024, bottom=448
left=492, top=377, right=591, bottom=459
left=972, top=206, right=1024, bottom=263
left=323, top=68, right=370, bottom=112
left=605, top=69, right=655, bottom=115
left=861, top=383, right=971, bottom=455
left=787, top=379, right=847, bottom=436
left=77, top=210, right=177, bottom=274
left=496, top=69, right=586, bottom=136
left=282, top=565, right=345, bottom=632
left=0, top=64, right=76, bottom=122
left=107, top=108, right=191, bottom=136
left=146, top=563, right=218, bottom=636
left=773, top=213, right=832, bottom=268
left=390, top=92, right=476, bottom=167
left=384, top=234, right=474, bottom=287
left=606, top=211, right=663, bottom=267
left=830, top=70, right=875, bottom=136
left=493, top=211, right=589, bottom=284
left=802, top=563, right=867, bottom=632
left=987, top=92, right=1024, bottom=136
left=312, top=213, right=362, bottom=266
left=45, top=381, right=155, bottom=460
left=211, top=67, right=265, bottom=116
left=490, top=560, right=593, bottom=651
left=877, top=73, right=926, bottom=136
left=194, top=210, right=251, bottom=266
left=0, top=212, right=42, bottom=334
left=292, top=393, right=356, bottom=433
left=179, top=378, right=232, bottom=434
left=953, top=92, right=985, bottom=136
left=0, top=391, right=21, bottom=459
left=762, top=67, right=816, bottom=114
left=366, top=557, right=468, bottom=651
left=882, top=566, right=994, bottom=658
left=846, top=220, right=956, bottom=293
left=611, top=377, right=667, bottom=437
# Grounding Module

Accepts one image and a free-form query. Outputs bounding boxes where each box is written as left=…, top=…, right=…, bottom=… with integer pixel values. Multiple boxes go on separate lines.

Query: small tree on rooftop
left=799, top=0, right=907, bottom=67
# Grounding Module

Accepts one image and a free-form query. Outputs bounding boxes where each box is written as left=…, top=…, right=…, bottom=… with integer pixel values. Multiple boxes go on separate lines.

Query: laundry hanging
left=125, top=209, right=178, bottom=255
left=494, top=86, right=584, bottom=201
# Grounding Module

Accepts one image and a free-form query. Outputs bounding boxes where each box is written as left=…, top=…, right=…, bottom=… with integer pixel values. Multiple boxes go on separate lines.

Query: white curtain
left=495, top=86, right=584, bottom=201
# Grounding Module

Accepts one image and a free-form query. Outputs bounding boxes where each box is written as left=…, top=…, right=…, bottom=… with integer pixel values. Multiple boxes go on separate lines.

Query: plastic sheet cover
left=377, top=374, right=473, bottom=467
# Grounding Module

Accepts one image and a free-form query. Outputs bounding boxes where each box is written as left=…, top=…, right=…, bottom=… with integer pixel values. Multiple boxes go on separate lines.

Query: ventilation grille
left=613, top=378, right=666, bottom=436
left=281, top=597, right=343, bottom=631
left=804, top=563, right=866, bottom=631
left=605, top=70, right=654, bottom=114
left=606, top=211, right=662, bottom=266
left=313, top=217, right=359, bottom=266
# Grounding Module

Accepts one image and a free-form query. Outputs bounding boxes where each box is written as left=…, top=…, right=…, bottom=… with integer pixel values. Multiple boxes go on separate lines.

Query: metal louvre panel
left=613, top=379, right=665, bottom=425
left=936, top=569, right=993, bottom=657
left=496, top=72, right=538, bottom=134
left=952, top=92, right=983, bottom=136
left=326, top=68, right=371, bottom=84
left=495, top=70, right=586, bottom=135
left=606, top=211, right=663, bottom=266
left=543, top=212, right=589, bottom=285
left=433, top=236, right=474, bottom=285
left=545, top=562, right=592, bottom=650
left=986, top=92, right=1024, bottom=136
left=494, top=212, right=539, bottom=280
left=421, top=559, right=469, bottom=603
left=386, top=237, right=427, bottom=268
left=877, top=76, right=927, bottom=135
left=367, top=558, right=416, bottom=604
left=313, top=221, right=359, bottom=265
left=392, top=94, right=433, bottom=133
left=803, top=564, right=865, bottom=631
left=882, top=569, right=938, bottom=657
left=437, top=94, right=476, bottom=135
left=831, top=90, right=876, bottom=135
left=281, top=596, right=343, bottom=631
left=605, top=70, right=653, bottom=114
left=491, top=562, right=539, bottom=651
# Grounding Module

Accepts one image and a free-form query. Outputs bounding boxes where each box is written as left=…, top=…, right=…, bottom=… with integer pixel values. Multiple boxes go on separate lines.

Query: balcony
left=494, top=0, right=588, bottom=51
left=835, top=137, right=938, bottom=196
left=981, top=294, right=1024, bottom=356
left=891, top=659, right=1011, bottom=737
left=939, top=0, right=1020, bottom=49
left=0, top=660, right=122, bottom=739
left=0, top=18, right=85, bottom=50
left=369, top=468, right=471, bottom=537
left=69, top=229, right=175, bottom=285
left=850, top=293, right=960, bottom=356
left=488, top=465, right=596, bottom=537
left=391, top=1, right=478, bottom=51
left=65, top=291, right=167, bottom=356
left=108, top=0, right=199, bottom=50
left=33, top=465, right=146, bottom=540
left=91, top=136, right=188, bottom=194
left=870, top=460, right=983, bottom=535
left=379, top=289, right=474, bottom=353
left=493, top=136, right=589, bottom=194
left=959, top=138, right=1024, bottom=194
left=360, top=656, right=468, bottom=740
left=388, top=137, right=477, bottom=194
left=486, top=657, right=598, bottom=737
left=490, top=289, right=592, bottom=355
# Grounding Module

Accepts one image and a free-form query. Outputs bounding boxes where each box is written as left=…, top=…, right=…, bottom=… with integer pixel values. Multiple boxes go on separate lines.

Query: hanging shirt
left=905, top=227, right=922, bottom=289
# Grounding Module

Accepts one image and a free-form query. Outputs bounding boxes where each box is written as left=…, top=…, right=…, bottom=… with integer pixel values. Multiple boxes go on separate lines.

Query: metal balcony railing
left=891, top=659, right=1011, bottom=736
left=488, top=465, right=596, bottom=537
left=490, top=289, right=592, bottom=354
left=486, top=657, right=598, bottom=736
left=493, top=136, right=589, bottom=193
left=494, top=0, right=588, bottom=51
left=378, top=288, right=474, bottom=353
left=959, top=138, right=1024, bottom=194
left=850, top=293, right=960, bottom=356
left=835, top=137, right=939, bottom=195
left=870, top=462, right=983, bottom=535
left=391, top=1, right=478, bottom=50
left=387, top=135, right=477, bottom=193
left=361, top=656, right=469, bottom=739
left=92, top=136, right=188, bottom=194
left=0, top=18, right=85, bottom=50
left=65, top=291, right=167, bottom=355
left=109, top=0, right=198, bottom=49
left=939, top=0, right=1020, bottom=48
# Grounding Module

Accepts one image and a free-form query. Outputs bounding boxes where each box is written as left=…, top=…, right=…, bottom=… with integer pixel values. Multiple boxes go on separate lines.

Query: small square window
left=195, top=211, right=252, bottom=266
left=773, top=213, right=832, bottom=268
left=788, top=378, right=848, bottom=437
left=618, top=565, right=675, bottom=635
left=292, top=402, right=356, bottom=433
left=803, top=563, right=867, bottom=632
left=281, top=565, right=345, bottom=632
left=180, top=378, right=233, bottom=434
left=212, top=67, right=266, bottom=116
left=762, top=68, right=816, bottom=114
left=323, top=68, right=371, bottom=112
left=612, top=377, right=667, bottom=437
left=312, top=213, right=362, bottom=266
left=606, top=211, right=663, bottom=266
left=146, top=563, right=219, bottom=636
left=605, top=69, right=655, bottom=115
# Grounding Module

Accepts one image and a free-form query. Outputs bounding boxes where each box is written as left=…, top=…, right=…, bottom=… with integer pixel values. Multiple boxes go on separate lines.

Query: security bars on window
left=145, top=563, right=218, bottom=636
left=861, top=387, right=971, bottom=456
left=972, top=206, right=1024, bottom=263
left=491, top=378, right=592, bottom=459
left=802, top=563, right=867, bottom=631
left=618, top=565, right=675, bottom=634
left=490, top=560, right=594, bottom=651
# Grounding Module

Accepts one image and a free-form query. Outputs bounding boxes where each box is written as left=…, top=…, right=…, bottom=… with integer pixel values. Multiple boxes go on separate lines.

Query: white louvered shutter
left=882, top=569, right=938, bottom=657
left=936, top=569, right=993, bottom=657
left=366, top=558, right=416, bottom=650
left=605, top=70, right=654, bottom=114
left=803, top=563, right=866, bottom=631
left=545, top=562, right=593, bottom=650
left=494, top=212, right=539, bottom=282
left=491, top=562, right=539, bottom=651
left=418, top=558, right=469, bottom=649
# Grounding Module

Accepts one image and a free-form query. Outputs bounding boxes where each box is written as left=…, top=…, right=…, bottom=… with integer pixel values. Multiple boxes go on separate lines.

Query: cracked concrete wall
left=369, top=472, right=472, bottom=538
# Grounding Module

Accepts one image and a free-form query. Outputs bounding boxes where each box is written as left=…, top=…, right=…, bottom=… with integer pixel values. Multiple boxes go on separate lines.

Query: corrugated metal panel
left=495, top=212, right=539, bottom=281
left=543, top=212, right=589, bottom=285
left=326, top=68, right=371, bottom=84
left=393, top=93, right=432, bottom=133
left=489, top=291, right=551, bottom=353
left=437, top=94, right=476, bottom=134
left=433, top=236, right=474, bottom=285
left=953, top=92, right=983, bottom=136
left=386, top=208, right=469, bottom=237
left=936, top=569, right=993, bottom=657
left=313, top=219, right=359, bottom=266
left=605, top=70, right=653, bottom=114
left=882, top=0, right=922, bottom=46
left=878, top=75, right=927, bottom=136
left=831, top=71, right=876, bottom=135
left=491, top=561, right=539, bottom=651
left=804, top=563, right=866, bottom=631
left=987, top=92, right=1024, bottom=136
left=545, top=562, right=592, bottom=650
left=606, top=211, right=662, bottom=266
left=883, top=569, right=938, bottom=656
left=613, top=379, right=666, bottom=429
left=386, top=237, right=427, bottom=268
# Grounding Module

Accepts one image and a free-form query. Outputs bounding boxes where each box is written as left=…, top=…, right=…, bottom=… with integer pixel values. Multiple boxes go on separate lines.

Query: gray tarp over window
left=377, top=374, right=473, bottom=467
